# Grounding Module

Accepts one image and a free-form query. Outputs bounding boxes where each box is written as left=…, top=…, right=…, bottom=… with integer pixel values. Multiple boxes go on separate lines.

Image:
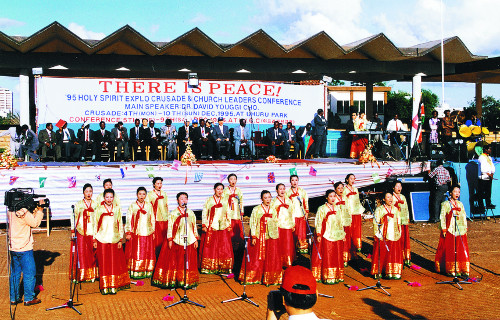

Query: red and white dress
left=222, top=186, right=244, bottom=245
left=271, top=195, right=296, bottom=267
left=147, top=189, right=168, bottom=256
left=285, top=186, right=309, bottom=254
left=393, top=192, right=411, bottom=265
left=343, top=185, right=365, bottom=253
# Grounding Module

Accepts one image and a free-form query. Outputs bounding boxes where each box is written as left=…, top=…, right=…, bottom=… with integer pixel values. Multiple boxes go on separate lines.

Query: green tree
left=386, top=89, right=439, bottom=121
left=421, top=89, right=439, bottom=118
left=467, top=95, right=500, bottom=130
left=0, top=112, right=19, bottom=125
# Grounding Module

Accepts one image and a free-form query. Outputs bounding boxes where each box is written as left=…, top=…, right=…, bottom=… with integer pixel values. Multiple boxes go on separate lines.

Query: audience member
left=160, top=118, right=177, bottom=160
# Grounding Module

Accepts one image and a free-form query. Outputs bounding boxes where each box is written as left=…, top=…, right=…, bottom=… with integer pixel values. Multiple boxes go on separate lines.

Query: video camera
left=4, top=188, right=50, bottom=212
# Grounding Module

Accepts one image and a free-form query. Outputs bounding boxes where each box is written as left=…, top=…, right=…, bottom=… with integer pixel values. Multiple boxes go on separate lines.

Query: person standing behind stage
left=93, top=189, right=130, bottom=294
left=152, top=192, right=200, bottom=289
left=199, top=183, right=233, bottom=274
left=478, top=144, right=496, bottom=210
left=371, top=191, right=402, bottom=279
left=440, top=110, right=454, bottom=146
left=286, top=175, right=310, bottom=254
left=343, top=174, right=365, bottom=254
left=434, top=185, right=470, bottom=277
left=222, top=174, right=244, bottom=246
left=146, top=177, right=168, bottom=256
left=386, top=113, right=405, bottom=145
left=96, top=178, right=121, bottom=206
left=125, top=187, right=156, bottom=279
left=313, top=109, right=327, bottom=158
left=393, top=181, right=411, bottom=266
left=296, top=123, right=313, bottom=159
left=427, top=111, right=440, bottom=144
left=239, top=190, right=282, bottom=286
left=271, top=183, right=295, bottom=268
left=350, top=112, right=368, bottom=159
left=20, top=125, right=39, bottom=162
left=311, top=188, right=345, bottom=284
left=70, top=183, right=98, bottom=283
left=427, top=160, right=451, bottom=223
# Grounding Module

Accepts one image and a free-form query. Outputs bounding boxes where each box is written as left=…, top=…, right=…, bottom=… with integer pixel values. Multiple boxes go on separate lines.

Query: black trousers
left=478, top=178, right=493, bottom=207
left=430, top=184, right=448, bottom=222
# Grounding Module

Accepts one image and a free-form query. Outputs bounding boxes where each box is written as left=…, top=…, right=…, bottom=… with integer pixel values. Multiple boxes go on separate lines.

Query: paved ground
left=1, top=218, right=499, bottom=320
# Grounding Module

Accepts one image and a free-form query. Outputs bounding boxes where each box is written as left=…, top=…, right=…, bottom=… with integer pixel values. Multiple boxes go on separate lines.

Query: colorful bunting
left=9, top=176, right=19, bottom=185
left=267, top=172, right=275, bottom=183
left=39, top=177, right=47, bottom=188
left=194, top=172, right=204, bottom=183
left=120, top=168, right=125, bottom=178
left=95, top=174, right=101, bottom=181
left=309, top=166, right=317, bottom=176
left=387, top=168, right=393, bottom=176
left=289, top=168, right=297, bottom=176
left=372, top=173, right=381, bottom=184
left=171, top=160, right=181, bottom=170
left=219, top=174, right=227, bottom=183
left=243, top=175, right=252, bottom=183
left=68, top=176, right=77, bottom=188
left=146, top=166, right=154, bottom=178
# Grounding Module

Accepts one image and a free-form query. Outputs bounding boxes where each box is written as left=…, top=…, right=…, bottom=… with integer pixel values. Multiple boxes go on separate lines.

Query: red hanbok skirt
left=294, top=217, right=309, bottom=253
left=350, top=135, right=367, bottom=158
left=230, top=219, right=244, bottom=244
left=125, top=233, right=156, bottom=279
left=351, top=215, right=362, bottom=251
left=69, top=232, right=98, bottom=282
left=400, top=224, right=411, bottom=265
left=198, top=228, right=234, bottom=274
left=343, top=226, right=357, bottom=264
left=239, top=238, right=282, bottom=286
left=311, top=237, right=344, bottom=284
left=371, top=238, right=403, bottom=279
left=435, top=232, right=470, bottom=276
left=279, top=228, right=296, bottom=268
left=155, top=220, right=169, bottom=255
left=152, top=242, right=199, bottom=289
left=96, top=242, right=131, bottom=294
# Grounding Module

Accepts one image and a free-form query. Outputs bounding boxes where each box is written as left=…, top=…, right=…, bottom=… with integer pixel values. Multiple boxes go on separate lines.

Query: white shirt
left=63, top=128, right=70, bottom=142
left=289, top=312, right=326, bottom=320
left=478, top=153, right=496, bottom=180
left=386, top=119, right=405, bottom=132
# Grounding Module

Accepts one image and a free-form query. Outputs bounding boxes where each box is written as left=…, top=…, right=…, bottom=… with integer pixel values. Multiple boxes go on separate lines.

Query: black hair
left=46, top=122, right=52, bottom=129
left=227, top=173, right=237, bottom=181
left=393, top=180, right=402, bottom=189
left=136, top=186, right=147, bottom=194
left=261, top=190, right=271, bottom=200
left=99, top=121, right=105, bottom=126
left=165, top=118, right=172, bottom=125
left=317, top=108, right=323, bottom=114
left=483, top=144, right=491, bottom=152
left=333, top=181, right=343, bottom=189
left=135, top=118, right=140, bottom=123
left=103, top=188, right=115, bottom=197
left=103, top=178, right=112, bottom=187
left=344, top=173, right=355, bottom=184
left=276, top=183, right=285, bottom=191
left=83, top=183, right=93, bottom=193
left=281, top=289, right=317, bottom=310
left=449, top=184, right=461, bottom=192
left=239, top=118, right=246, bottom=125
left=290, top=174, right=299, bottom=182
left=176, top=192, right=188, bottom=200
left=152, top=177, right=163, bottom=185
left=21, top=124, right=29, bottom=131
left=325, top=189, right=335, bottom=198
left=214, top=182, right=224, bottom=190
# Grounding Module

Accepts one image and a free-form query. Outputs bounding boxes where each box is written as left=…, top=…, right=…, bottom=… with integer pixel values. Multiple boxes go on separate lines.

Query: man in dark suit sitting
left=93, top=121, right=111, bottom=161
left=145, top=119, right=161, bottom=161
left=266, top=121, right=285, bottom=157
left=283, top=121, right=299, bottom=159
left=129, top=118, right=144, bottom=161
left=138, top=118, right=151, bottom=160
left=38, top=123, right=57, bottom=161
left=193, top=118, right=213, bottom=159
left=77, top=121, right=93, bottom=161
left=111, top=121, right=129, bottom=161
left=296, top=123, right=313, bottom=159
left=212, top=117, right=230, bottom=159
left=177, top=119, right=192, bottom=157
left=56, top=120, right=81, bottom=161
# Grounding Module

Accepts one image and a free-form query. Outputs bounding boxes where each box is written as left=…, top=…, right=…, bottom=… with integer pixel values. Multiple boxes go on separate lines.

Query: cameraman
left=8, top=201, right=45, bottom=306
left=266, top=265, right=326, bottom=320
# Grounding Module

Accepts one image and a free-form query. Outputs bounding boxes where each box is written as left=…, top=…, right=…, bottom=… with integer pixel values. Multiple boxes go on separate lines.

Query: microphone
left=71, top=205, right=75, bottom=209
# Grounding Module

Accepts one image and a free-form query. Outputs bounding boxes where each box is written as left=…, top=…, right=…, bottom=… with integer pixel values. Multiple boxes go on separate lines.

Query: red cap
left=281, top=266, right=316, bottom=295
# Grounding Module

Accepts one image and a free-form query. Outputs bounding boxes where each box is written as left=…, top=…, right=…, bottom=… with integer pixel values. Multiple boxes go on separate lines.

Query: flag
left=219, top=174, right=227, bottom=183
left=417, top=103, right=425, bottom=144
left=171, top=160, right=181, bottom=170
left=146, top=166, right=154, bottom=178
left=95, top=174, right=101, bottom=181
left=9, top=176, right=19, bottom=185
left=289, top=168, right=297, bottom=176
left=387, top=168, right=393, bottom=176
left=194, top=172, right=203, bottom=183
left=304, top=136, right=314, bottom=157
left=243, top=175, right=252, bottom=183
left=120, top=168, right=125, bottom=178
left=372, top=173, right=381, bottom=184
left=309, top=166, right=317, bottom=176
left=410, top=75, right=422, bottom=147
left=267, top=172, right=275, bottom=183
left=39, top=177, right=47, bottom=188
left=68, top=176, right=76, bottom=188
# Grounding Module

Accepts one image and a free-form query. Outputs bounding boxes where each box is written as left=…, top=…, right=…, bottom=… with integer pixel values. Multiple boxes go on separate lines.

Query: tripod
left=222, top=200, right=258, bottom=306
left=47, top=205, right=82, bottom=314
left=436, top=201, right=471, bottom=290
left=358, top=201, right=391, bottom=296
left=165, top=204, right=205, bottom=309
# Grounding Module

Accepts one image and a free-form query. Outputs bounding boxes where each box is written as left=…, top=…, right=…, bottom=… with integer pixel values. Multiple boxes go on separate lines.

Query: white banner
left=36, top=77, right=324, bottom=128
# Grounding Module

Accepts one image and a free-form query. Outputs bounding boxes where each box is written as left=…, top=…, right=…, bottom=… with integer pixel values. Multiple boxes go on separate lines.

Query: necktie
left=117, top=130, right=121, bottom=139
left=202, top=127, right=205, bottom=137
left=85, top=129, right=89, bottom=142
left=274, top=129, right=277, bottom=140
left=151, top=128, right=154, bottom=137
left=136, top=127, right=139, bottom=139
left=102, top=130, right=104, bottom=137
left=64, top=129, right=69, bottom=141
left=396, top=121, right=398, bottom=131
left=289, top=130, right=291, bottom=140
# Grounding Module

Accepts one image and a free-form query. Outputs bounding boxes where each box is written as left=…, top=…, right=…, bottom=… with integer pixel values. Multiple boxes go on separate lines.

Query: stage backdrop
left=36, top=77, right=325, bottom=130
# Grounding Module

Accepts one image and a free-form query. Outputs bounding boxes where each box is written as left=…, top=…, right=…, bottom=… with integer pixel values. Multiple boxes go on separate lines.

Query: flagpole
left=440, top=0, right=445, bottom=108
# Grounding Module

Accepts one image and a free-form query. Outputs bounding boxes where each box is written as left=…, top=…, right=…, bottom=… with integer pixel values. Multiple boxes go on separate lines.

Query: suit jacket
left=56, top=128, right=77, bottom=144
left=77, top=127, right=94, bottom=143
left=38, top=128, right=56, bottom=145
left=144, top=126, right=160, bottom=142
left=129, top=126, right=141, bottom=141
left=22, top=129, right=39, bottom=151
left=160, top=125, right=177, bottom=141
left=313, top=114, right=327, bottom=136
left=139, top=126, right=151, bottom=142
left=93, top=128, right=111, bottom=146
left=177, top=125, right=193, bottom=144
left=296, top=126, right=311, bottom=142
left=266, top=127, right=284, bottom=143
left=234, top=125, right=251, bottom=141
left=111, top=127, right=129, bottom=142
left=283, top=128, right=297, bottom=142
left=212, top=124, right=229, bottom=140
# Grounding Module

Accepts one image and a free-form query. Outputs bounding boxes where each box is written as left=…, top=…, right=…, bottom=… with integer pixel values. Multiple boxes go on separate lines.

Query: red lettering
left=99, top=81, right=112, bottom=93
left=236, top=84, right=248, bottom=95
left=224, top=83, right=235, bottom=94
left=149, top=82, right=160, bottom=93
left=133, top=82, right=144, bottom=93
left=263, top=85, right=274, bottom=96
left=163, top=82, right=176, bottom=93
left=209, top=83, right=221, bottom=94
left=116, top=81, right=129, bottom=93
left=249, top=84, right=261, bottom=95
left=191, top=83, right=202, bottom=94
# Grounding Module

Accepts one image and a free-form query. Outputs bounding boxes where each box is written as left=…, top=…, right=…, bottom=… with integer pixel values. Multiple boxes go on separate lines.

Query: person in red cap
left=267, top=265, right=325, bottom=320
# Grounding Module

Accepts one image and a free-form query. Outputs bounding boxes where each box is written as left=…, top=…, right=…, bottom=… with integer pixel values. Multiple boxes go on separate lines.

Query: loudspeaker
left=429, top=143, right=446, bottom=160
left=381, top=144, right=403, bottom=161
left=448, top=140, right=468, bottom=162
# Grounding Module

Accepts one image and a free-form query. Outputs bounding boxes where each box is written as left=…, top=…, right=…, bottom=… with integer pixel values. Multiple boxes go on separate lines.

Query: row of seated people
left=37, top=118, right=316, bottom=162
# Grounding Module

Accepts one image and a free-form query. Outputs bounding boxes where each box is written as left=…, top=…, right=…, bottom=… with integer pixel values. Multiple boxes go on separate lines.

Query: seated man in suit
left=111, top=121, right=129, bottom=161
left=77, top=121, right=93, bottom=161
left=38, top=122, right=57, bottom=161
left=56, top=120, right=81, bottom=161
left=266, top=121, right=285, bottom=157
left=212, top=117, right=230, bottom=160
left=234, top=118, right=255, bottom=159
left=92, top=121, right=111, bottom=161
left=193, top=118, right=213, bottom=159
left=283, top=121, right=299, bottom=159
left=296, top=123, right=313, bottom=159
left=138, top=118, right=152, bottom=160
left=146, top=119, right=161, bottom=161
left=129, top=118, right=144, bottom=161
left=160, top=118, right=177, bottom=160
left=177, top=119, right=192, bottom=157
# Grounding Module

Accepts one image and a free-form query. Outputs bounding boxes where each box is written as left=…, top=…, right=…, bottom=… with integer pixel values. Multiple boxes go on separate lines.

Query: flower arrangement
left=0, top=147, right=19, bottom=169
left=265, top=155, right=280, bottom=163
left=181, top=142, right=196, bottom=166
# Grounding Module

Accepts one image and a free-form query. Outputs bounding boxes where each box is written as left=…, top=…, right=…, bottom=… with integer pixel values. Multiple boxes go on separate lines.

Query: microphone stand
left=436, top=200, right=471, bottom=290
left=222, top=198, right=259, bottom=306
left=358, top=201, right=391, bottom=296
left=165, top=203, right=205, bottom=309
left=47, top=205, right=82, bottom=314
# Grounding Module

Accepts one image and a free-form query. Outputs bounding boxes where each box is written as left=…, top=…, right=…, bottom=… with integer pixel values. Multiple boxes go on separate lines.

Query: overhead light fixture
left=49, top=65, right=68, bottom=70
left=416, top=72, right=427, bottom=77
left=116, top=67, right=130, bottom=71
left=178, top=68, right=191, bottom=72
left=32, top=67, right=43, bottom=75
left=349, top=70, right=356, bottom=74
left=237, top=69, right=251, bottom=73
left=188, top=72, right=199, bottom=87
left=292, top=70, right=306, bottom=74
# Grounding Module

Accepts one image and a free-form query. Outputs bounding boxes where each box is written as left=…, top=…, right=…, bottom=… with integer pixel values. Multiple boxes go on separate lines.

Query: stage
left=0, top=158, right=425, bottom=222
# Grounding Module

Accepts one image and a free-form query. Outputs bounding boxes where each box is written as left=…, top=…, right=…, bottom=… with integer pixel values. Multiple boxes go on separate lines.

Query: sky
left=1, top=0, right=499, bottom=113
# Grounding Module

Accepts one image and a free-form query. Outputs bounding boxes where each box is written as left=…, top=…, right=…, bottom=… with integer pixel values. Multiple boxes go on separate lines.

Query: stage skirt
left=155, top=220, right=169, bottom=256
left=434, top=232, right=470, bottom=277
left=199, top=229, right=234, bottom=274
left=152, top=243, right=199, bottom=289
left=239, top=238, right=282, bottom=286
left=371, top=238, right=403, bottom=279
left=69, top=233, right=98, bottom=283
left=343, top=226, right=357, bottom=265
left=230, top=219, right=244, bottom=245
left=279, top=228, right=296, bottom=268
left=400, top=225, right=411, bottom=266
left=351, top=215, right=362, bottom=252
left=96, top=242, right=131, bottom=294
left=311, top=238, right=344, bottom=284
left=293, top=217, right=309, bottom=254
left=350, top=135, right=367, bottom=159
left=125, top=234, right=156, bottom=279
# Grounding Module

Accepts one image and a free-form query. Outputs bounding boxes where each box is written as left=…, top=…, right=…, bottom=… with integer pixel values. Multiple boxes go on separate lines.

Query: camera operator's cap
left=281, top=265, right=316, bottom=295
left=218, top=117, right=224, bottom=121
left=192, top=119, right=198, bottom=124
